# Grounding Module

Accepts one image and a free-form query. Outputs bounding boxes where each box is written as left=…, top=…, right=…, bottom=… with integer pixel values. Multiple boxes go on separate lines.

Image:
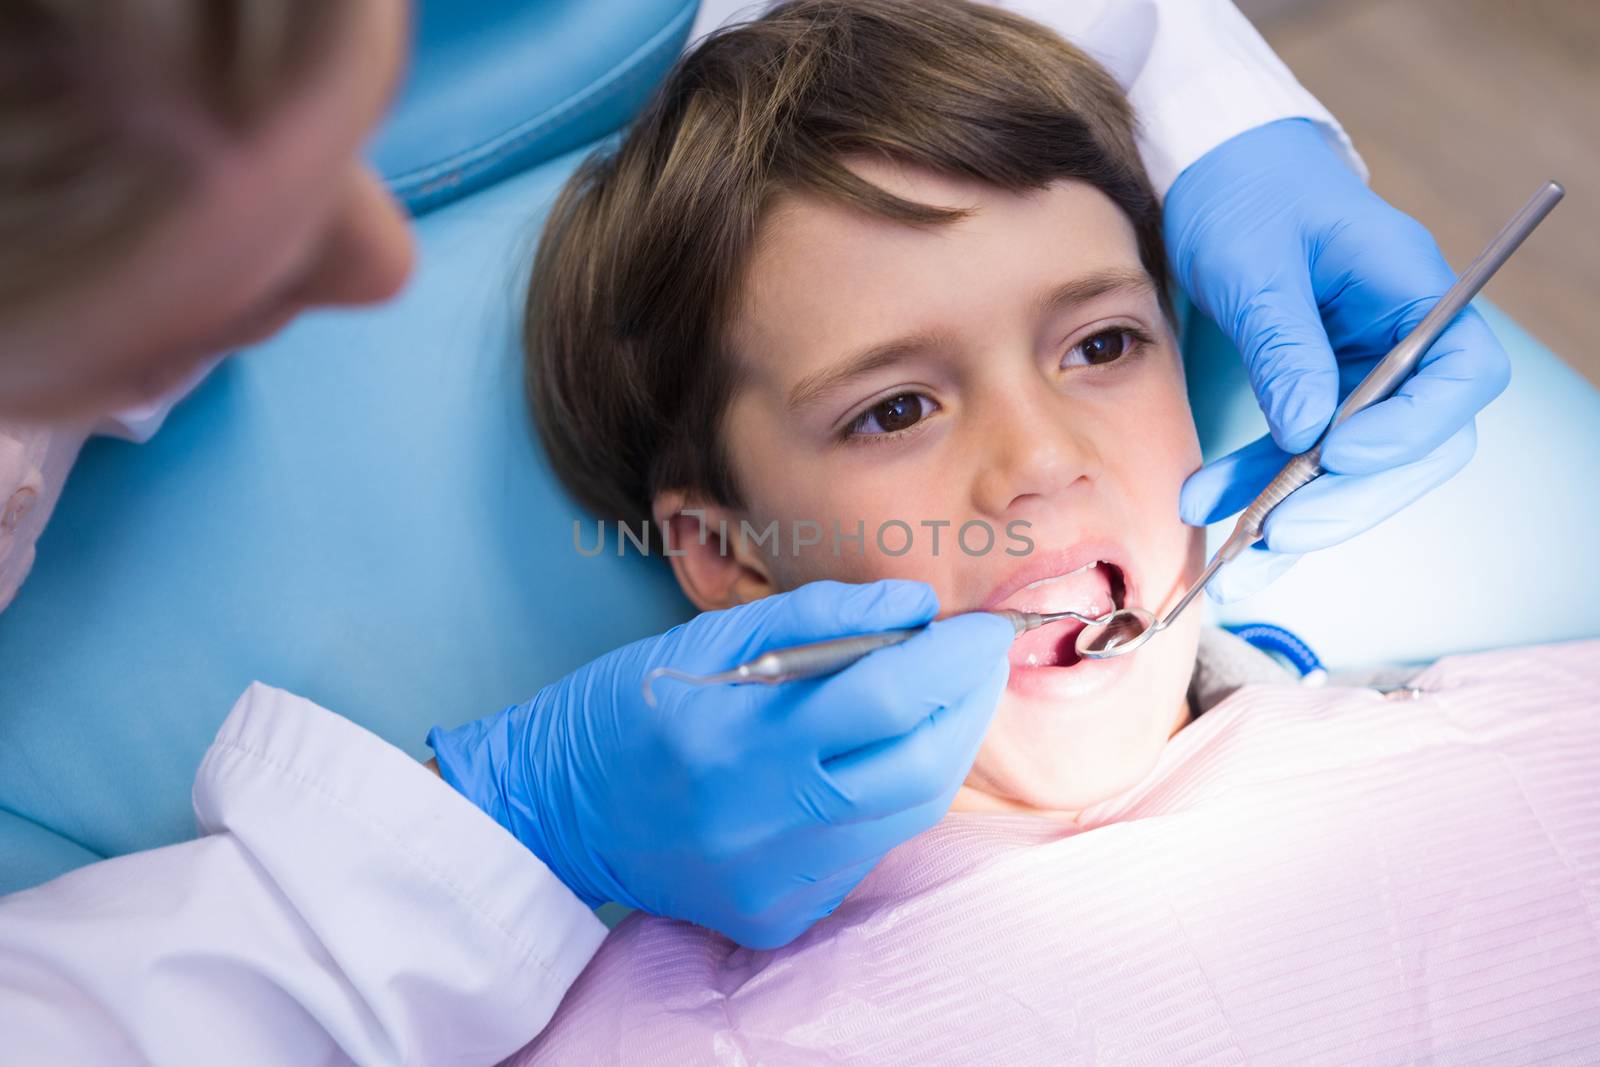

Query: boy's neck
left=947, top=696, right=1196, bottom=823
left=948, top=785, right=1080, bottom=823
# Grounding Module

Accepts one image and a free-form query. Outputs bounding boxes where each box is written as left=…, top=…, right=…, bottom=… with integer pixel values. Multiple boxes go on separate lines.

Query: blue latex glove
left=428, top=579, right=1011, bottom=949
left=1165, top=119, right=1510, bottom=602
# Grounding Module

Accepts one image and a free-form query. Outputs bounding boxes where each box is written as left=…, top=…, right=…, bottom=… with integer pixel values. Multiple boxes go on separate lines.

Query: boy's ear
left=654, top=490, right=777, bottom=612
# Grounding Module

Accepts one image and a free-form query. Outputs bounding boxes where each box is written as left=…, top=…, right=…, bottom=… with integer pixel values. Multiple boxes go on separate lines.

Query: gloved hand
left=1165, top=118, right=1510, bottom=602
left=428, top=579, right=1011, bottom=949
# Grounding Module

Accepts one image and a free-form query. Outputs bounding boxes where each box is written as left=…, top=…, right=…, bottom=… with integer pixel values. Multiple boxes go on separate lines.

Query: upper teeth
left=1022, top=560, right=1105, bottom=593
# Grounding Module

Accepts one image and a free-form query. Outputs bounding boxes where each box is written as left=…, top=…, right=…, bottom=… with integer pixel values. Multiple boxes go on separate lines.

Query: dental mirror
left=1077, top=180, right=1563, bottom=662
left=1074, top=606, right=1159, bottom=658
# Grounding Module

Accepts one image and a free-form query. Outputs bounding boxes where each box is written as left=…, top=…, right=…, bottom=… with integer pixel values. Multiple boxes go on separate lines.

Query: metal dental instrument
left=642, top=607, right=1108, bottom=706
left=1076, top=179, right=1566, bottom=662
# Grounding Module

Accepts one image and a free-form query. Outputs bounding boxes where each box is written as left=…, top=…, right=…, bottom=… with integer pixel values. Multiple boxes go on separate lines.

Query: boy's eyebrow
left=786, top=268, right=1155, bottom=413
left=787, top=328, right=955, bottom=413
left=1032, top=268, right=1154, bottom=317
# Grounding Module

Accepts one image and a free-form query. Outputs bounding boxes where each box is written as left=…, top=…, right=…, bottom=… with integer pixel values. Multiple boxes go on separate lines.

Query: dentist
left=0, top=0, right=1508, bottom=1062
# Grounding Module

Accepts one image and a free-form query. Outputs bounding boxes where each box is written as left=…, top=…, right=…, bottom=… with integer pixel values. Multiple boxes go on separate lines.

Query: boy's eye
left=849, top=393, right=934, bottom=436
left=1063, top=327, right=1142, bottom=368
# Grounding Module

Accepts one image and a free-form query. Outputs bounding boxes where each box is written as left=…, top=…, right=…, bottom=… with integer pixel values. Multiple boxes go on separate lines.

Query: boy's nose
left=970, top=384, right=1104, bottom=516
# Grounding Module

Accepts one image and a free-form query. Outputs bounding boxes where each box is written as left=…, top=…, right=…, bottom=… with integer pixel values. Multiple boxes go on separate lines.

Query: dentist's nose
left=294, top=165, right=415, bottom=309
left=971, top=384, right=1103, bottom=516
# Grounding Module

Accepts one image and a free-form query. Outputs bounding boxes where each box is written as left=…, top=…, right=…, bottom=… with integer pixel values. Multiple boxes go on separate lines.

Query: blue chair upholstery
left=0, top=812, right=99, bottom=892
left=371, top=0, right=697, bottom=214
left=2, top=0, right=1596, bottom=893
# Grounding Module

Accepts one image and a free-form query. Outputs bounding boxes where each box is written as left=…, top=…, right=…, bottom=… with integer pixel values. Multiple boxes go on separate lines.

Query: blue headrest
left=370, top=0, right=698, bottom=214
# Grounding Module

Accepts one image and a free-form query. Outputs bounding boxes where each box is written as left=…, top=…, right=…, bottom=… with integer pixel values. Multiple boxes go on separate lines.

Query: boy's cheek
left=776, top=541, right=960, bottom=599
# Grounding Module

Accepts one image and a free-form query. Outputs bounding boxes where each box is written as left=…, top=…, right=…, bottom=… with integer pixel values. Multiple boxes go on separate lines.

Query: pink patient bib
left=514, top=641, right=1600, bottom=1065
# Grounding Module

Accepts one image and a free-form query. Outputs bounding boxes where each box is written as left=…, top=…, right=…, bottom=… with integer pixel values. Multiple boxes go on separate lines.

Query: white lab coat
left=0, top=2, right=1361, bottom=1063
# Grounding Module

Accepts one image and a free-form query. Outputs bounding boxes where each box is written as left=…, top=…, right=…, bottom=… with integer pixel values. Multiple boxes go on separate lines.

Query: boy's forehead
left=839, top=156, right=988, bottom=211
left=731, top=162, right=1149, bottom=379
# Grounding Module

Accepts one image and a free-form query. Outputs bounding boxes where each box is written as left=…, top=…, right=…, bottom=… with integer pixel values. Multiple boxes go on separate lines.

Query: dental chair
left=2, top=0, right=1596, bottom=897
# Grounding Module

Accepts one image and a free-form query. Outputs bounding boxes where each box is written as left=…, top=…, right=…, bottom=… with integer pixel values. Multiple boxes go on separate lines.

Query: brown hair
left=0, top=1, right=347, bottom=314
left=526, top=0, right=1166, bottom=532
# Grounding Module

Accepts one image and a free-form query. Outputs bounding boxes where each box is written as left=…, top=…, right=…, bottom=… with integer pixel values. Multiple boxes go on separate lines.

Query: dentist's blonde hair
left=0, top=1, right=347, bottom=316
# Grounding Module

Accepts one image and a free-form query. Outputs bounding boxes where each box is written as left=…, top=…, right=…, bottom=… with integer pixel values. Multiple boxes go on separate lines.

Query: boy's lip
left=981, top=539, right=1137, bottom=616
left=981, top=539, right=1139, bottom=678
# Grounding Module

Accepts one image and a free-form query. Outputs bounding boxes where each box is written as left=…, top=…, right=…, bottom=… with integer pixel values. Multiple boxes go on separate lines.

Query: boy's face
left=661, top=160, right=1204, bottom=814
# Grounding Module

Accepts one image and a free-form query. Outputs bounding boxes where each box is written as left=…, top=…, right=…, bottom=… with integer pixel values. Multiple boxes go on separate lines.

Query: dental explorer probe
left=1075, top=179, right=1566, bottom=661
left=642, top=608, right=1107, bottom=706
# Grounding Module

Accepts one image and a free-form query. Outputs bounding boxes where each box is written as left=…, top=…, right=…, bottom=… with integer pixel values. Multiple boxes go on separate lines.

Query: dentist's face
left=0, top=0, right=413, bottom=419
left=683, top=160, right=1204, bottom=815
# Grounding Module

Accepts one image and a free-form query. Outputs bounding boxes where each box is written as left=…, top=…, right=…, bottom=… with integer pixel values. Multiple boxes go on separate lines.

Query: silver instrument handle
left=743, top=628, right=925, bottom=683
left=1329, top=180, right=1562, bottom=433
left=1230, top=451, right=1324, bottom=551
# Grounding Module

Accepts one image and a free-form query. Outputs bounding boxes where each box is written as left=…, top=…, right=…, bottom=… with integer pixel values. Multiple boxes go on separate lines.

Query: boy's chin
left=974, top=619, right=1202, bottom=813
left=975, top=688, right=1186, bottom=814
left=983, top=748, right=1167, bottom=816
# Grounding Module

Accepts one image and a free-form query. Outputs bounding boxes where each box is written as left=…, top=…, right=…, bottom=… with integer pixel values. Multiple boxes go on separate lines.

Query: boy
left=527, top=0, right=1202, bottom=815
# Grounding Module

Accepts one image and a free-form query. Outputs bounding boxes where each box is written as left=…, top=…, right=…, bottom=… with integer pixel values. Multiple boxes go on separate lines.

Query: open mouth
left=1006, top=560, right=1128, bottom=670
